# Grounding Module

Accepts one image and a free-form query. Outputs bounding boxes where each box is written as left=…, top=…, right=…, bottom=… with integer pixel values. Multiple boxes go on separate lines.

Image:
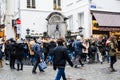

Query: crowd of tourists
left=0, top=35, right=119, bottom=80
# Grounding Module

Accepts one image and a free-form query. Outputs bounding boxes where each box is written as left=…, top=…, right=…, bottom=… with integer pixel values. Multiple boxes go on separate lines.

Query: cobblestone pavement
left=0, top=60, right=120, bottom=80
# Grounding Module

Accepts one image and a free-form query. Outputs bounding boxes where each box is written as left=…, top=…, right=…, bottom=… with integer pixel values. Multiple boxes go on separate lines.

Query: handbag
left=38, top=61, right=47, bottom=70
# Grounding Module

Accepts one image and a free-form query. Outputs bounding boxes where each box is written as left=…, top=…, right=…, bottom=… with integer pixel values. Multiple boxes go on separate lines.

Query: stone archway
left=46, top=12, right=68, bottom=39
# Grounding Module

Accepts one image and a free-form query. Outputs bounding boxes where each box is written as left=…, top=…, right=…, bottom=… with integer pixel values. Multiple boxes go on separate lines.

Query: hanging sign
left=16, top=19, right=21, bottom=24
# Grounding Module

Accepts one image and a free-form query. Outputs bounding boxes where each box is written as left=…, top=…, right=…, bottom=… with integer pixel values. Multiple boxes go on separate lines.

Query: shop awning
left=92, top=11, right=120, bottom=27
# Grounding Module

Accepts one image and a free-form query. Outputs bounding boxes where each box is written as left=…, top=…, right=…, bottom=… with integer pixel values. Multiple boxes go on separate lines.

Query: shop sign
left=99, top=27, right=120, bottom=31
left=91, top=5, right=96, bottom=9
left=16, top=19, right=21, bottom=24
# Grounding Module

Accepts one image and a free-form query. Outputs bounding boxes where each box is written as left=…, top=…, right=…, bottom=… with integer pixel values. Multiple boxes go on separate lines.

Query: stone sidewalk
left=0, top=60, right=120, bottom=80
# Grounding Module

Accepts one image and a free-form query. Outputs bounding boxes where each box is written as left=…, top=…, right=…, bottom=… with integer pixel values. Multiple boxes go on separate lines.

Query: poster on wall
left=16, top=25, right=21, bottom=34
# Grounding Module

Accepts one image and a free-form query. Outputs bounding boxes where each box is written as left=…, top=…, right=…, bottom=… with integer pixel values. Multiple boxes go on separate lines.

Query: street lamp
left=26, top=28, right=30, bottom=41
left=26, top=28, right=30, bottom=35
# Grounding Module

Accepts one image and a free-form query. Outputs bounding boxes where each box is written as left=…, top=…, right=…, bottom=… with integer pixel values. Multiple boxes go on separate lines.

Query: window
left=53, top=0, right=61, bottom=10
left=78, top=13, right=84, bottom=27
left=67, top=15, right=73, bottom=31
left=27, top=0, right=36, bottom=8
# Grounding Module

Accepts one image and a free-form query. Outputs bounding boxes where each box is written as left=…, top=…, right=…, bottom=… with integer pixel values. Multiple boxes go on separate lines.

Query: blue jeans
left=55, top=68, right=66, bottom=80
left=68, top=50, right=74, bottom=60
left=105, top=51, right=110, bottom=62
left=30, top=55, right=36, bottom=65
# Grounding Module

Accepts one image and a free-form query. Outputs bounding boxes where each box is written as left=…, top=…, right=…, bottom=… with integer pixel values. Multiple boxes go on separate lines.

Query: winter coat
left=15, top=43, right=24, bottom=59
left=48, top=41, right=56, bottom=56
left=109, top=42, right=117, bottom=56
left=72, top=40, right=86, bottom=55
left=53, top=46, right=73, bottom=70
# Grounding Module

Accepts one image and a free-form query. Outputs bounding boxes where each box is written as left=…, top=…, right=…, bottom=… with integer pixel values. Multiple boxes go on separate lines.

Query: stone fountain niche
left=46, top=12, right=67, bottom=39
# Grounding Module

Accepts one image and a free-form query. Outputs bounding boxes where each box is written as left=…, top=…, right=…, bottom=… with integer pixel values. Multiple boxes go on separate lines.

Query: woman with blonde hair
left=28, top=39, right=36, bottom=65
left=82, top=38, right=89, bottom=63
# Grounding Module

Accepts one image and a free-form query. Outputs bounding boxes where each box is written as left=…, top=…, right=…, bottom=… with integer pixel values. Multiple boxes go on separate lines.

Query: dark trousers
left=110, top=55, right=117, bottom=70
left=32, top=54, right=43, bottom=72
left=32, top=59, right=39, bottom=72
left=74, top=54, right=83, bottom=66
left=10, top=55, right=15, bottom=69
left=16, top=58, right=23, bottom=70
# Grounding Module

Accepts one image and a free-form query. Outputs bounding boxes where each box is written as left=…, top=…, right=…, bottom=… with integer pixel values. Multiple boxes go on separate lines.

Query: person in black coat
left=9, top=38, right=16, bottom=69
left=53, top=38, right=73, bottom=80
left=4, top=40, right=11, bottom=65
left=15, top=42, right=24, bottom=71
left=48, top=39, right=56, bottom=64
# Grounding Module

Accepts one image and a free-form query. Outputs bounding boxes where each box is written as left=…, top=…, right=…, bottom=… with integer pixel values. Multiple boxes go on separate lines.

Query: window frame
left=53, top=0, right=61, bottom=10
left=27, top=0, right=36, bottom=8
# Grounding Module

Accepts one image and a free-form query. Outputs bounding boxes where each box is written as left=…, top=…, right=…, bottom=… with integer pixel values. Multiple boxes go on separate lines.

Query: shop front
left=91, top=11, right=120, bottom=51
left=0, top=24, right=5, bottom=40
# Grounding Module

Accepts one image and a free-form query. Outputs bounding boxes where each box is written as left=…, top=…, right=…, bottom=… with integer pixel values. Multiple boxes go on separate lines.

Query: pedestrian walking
left=0, top=38, right=4, bottom=68
left=15, top=39, right=24, bottom=71
left=48, top=39, right=56, bottom=65
left=72, top=36, right=86, bottom=68
left=4, top=40, right=10, bottom=65
left=0, top=42, right=3, bottom=68
left=9, top=38, right=16, bottom=69
left=82, top=38, right=89, bottom=63
left=53, top=38, right=73, bottom=80
left=32, top=41, right=44, bottom=74
left=108, top=36, right=118, bottom=72
left=28, top=39, right=36, bottom=65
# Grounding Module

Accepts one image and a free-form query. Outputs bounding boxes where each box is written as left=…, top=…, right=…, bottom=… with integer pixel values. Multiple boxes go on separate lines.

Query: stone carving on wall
left=46, top=12, right=68, bottom=39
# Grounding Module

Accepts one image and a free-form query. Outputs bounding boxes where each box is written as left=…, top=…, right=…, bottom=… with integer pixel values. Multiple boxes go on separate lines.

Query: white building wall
left=5, top=0, right=16, bottom=39
left=0, top=0, right=6, bottom=24
left=6, top=0, right=15, bottom=15
left=62, top=0, right=91, bottom=38
left=20, top=0, right=53, bottom=11
left=20, top=10, right=51, bottom=38
left=5, top=16, right=15, bottom=40
left=16, top=0, right=59, bottom=39
left=5, top=0, right=55, bottom=39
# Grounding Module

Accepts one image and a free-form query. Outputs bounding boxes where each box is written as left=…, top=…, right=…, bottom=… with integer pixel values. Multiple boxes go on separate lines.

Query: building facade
left=0, top=0, right=120, bottom=40
left=62, top=0, right=120, bottom=38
